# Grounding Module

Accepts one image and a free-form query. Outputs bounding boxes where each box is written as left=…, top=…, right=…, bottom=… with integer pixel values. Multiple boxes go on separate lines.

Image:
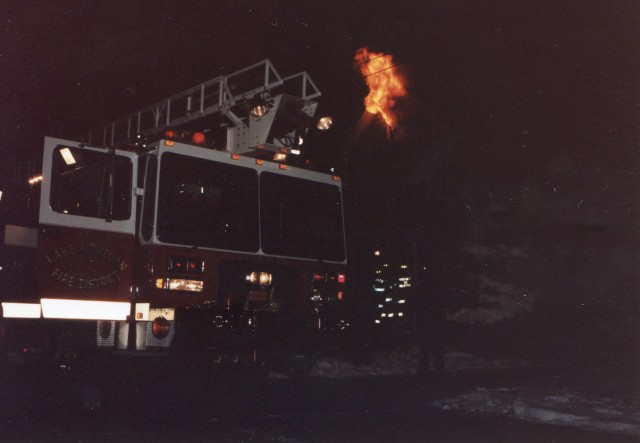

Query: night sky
left=2, top=1, right=638, bottom=208
left=1, top=1, right=639, bottom=359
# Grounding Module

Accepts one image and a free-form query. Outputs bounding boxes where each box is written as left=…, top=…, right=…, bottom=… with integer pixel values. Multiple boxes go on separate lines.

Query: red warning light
left=169, top=256, right=187, bottom=271
left=165, top=129, right=176, bottom=139
left=192, top=132, right=205, bottom=144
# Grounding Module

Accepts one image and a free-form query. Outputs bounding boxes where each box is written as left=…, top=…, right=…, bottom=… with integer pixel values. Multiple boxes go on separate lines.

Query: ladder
left=85, top=60, right=321, bottom=147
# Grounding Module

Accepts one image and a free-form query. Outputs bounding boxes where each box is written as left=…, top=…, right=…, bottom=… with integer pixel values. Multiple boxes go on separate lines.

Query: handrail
left=85, top=60, right=321, bottom=147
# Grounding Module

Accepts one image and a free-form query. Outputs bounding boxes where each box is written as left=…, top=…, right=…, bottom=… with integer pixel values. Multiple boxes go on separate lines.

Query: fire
left=355, top=48, right=406, bottom=129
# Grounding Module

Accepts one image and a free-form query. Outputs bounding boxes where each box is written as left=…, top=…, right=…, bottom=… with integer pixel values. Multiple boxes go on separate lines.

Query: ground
left=1, top=344, right=638, bottom=442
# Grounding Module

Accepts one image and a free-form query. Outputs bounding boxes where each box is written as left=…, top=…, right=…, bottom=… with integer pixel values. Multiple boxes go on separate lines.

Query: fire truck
left=0, top=60, right=347, bottom=372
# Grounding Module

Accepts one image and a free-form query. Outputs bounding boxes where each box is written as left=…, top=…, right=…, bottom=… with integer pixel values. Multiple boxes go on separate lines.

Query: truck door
left=37, top=137, right=138, bottom=320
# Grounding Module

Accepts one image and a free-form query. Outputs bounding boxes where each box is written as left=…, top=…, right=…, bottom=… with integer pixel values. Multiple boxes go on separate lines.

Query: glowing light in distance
left=399, top=277, right=412, bottom=288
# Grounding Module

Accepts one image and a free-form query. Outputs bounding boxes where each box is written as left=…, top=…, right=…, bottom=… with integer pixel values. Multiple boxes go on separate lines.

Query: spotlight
left=249, top=94, right=275, bottom=118
left=316, top=116, right=333, bottom=131
left=250, top=105, right=269, bottom=118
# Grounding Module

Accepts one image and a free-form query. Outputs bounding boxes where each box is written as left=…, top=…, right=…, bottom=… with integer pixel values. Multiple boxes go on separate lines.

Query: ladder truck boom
left=85, top=60, right=326, bottom=157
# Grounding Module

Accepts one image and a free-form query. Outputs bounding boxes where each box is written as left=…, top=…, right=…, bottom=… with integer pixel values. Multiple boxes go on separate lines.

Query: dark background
left=1, top=0, right=638, bottom=368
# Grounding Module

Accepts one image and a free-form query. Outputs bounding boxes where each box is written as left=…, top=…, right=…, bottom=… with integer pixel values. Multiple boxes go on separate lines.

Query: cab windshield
left=156, top=152, right=259, bottom=252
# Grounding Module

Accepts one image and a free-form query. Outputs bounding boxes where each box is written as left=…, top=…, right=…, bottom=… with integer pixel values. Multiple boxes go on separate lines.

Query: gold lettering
left=48, top=243, right=125, bottom=290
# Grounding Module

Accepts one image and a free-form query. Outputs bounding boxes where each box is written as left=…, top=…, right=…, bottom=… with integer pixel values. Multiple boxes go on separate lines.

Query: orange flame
left=355, top=48, right=406, bottom=129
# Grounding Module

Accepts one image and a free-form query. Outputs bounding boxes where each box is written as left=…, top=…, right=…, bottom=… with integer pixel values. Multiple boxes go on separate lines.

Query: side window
left=49, top=146, right=132, bottom=220
left=141, top=156, right=157, bottom=241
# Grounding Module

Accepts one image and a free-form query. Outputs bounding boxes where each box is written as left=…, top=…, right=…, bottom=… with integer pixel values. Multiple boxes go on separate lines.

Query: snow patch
left=311, top=346, right=420, bottom=378
left=449, top=276, right=534, bottom=324
left=434, top=388, right=640, bottom=437
left=305, top=346, right=640, bottom=438
left=444, top=352, right=511, bottom=371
